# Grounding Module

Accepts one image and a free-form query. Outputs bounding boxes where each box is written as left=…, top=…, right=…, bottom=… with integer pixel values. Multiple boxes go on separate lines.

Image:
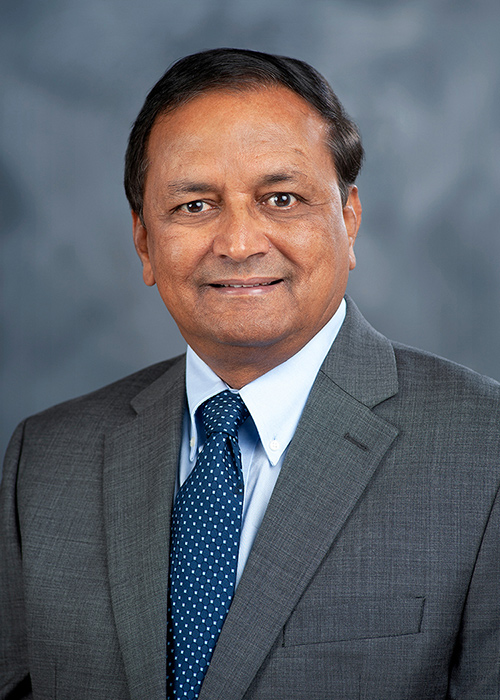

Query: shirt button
left=189, top=437, right=196, bottom=448
left=270, top=440, right=280, bottom=451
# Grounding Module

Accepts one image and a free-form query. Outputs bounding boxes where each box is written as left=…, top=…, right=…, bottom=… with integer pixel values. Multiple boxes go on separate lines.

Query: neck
left=191, top=343, right=304, bottom=389
left=184, top=303, right=346, bottom=389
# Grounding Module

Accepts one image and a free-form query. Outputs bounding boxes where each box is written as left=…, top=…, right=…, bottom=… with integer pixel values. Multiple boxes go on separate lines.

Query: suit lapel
left=103, top=357, right=185, bottom=700
left=199, top=298, right=400, bottom=700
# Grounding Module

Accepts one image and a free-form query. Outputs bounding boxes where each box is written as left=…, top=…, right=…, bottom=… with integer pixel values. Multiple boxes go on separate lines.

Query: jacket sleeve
left=447, top=480, right=500, bottom=699
left=0, top=422, right=33, bottom=700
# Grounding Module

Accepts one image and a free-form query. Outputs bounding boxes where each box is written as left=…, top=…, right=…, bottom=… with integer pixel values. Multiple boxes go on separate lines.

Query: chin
left=218, top=317, right=287, bottom=343
left=203, top=323, right=307, bottom=358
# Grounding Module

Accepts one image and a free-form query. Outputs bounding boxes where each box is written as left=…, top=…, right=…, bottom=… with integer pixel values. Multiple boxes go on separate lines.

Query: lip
left=207, top=277, right=283, bottom=294
left=209, top=277, right=282, bottom=288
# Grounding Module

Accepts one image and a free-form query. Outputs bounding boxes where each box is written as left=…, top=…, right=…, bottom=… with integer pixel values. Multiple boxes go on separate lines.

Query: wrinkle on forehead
left=144, top=86, right=337, bottom=197
left=165, top=170, right=310, bottom=196
left=149, top=86, right=329, bottom=151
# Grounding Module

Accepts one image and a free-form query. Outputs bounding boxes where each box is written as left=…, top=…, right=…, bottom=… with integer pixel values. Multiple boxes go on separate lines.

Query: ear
left=132, top=211, right=156, bottom=286
left=342, top=186, right=362, bottom=271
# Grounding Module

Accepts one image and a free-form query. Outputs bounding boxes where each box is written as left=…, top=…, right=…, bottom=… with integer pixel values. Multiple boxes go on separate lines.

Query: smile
left=211, top=280, right=281, bottom=288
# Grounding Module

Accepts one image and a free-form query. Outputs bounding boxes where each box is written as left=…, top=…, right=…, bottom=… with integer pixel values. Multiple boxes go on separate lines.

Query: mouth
left=210, top=278, right=282, bottom=289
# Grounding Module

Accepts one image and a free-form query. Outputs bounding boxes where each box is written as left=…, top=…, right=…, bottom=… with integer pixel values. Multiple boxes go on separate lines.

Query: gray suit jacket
left=1, top=298, right=500, bottom=700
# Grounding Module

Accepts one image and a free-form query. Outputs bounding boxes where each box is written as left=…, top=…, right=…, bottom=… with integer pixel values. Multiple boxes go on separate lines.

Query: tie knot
left=200, top=390, right=249, bottom=438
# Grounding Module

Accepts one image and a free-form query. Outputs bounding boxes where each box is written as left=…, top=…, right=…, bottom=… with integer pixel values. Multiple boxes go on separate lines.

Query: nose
left=212, top=204, right=270, bottom=262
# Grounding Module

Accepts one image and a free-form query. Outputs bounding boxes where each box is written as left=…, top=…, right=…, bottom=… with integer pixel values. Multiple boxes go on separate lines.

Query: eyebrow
left=165, top=170, right=308, bottom=198
left=257, top=170, right=306, bottom=187
left=166, top=180, right=215, bottom=196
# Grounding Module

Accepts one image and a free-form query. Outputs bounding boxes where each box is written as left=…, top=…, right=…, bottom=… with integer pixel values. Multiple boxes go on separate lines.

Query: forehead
left=145, top=86, right=334, bottom=183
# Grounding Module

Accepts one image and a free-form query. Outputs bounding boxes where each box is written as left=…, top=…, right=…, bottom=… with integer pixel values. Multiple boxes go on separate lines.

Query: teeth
left=211, top=280, right=280, bottom=289
left=223, top=281, right=272, bottom=288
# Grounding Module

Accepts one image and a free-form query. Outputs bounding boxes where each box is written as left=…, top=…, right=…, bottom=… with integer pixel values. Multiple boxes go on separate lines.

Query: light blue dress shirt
left=178, top=298, right=346, bottom=585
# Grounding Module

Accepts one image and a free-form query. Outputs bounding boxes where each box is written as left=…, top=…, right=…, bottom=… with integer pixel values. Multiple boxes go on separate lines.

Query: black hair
left=124, top=48, right=364, bottom=219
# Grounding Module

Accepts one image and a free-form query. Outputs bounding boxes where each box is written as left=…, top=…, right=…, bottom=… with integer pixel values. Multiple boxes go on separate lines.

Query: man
left=1, top=48, right=499, bottom=700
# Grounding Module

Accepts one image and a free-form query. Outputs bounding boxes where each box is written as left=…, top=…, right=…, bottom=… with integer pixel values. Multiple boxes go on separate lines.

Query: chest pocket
left=283, top=595, right=425, bottom=646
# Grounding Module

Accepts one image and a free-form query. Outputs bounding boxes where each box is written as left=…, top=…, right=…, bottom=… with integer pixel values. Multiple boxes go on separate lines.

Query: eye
left=178, top=200, right=212, bottom=214
left=266, top=192, right=298, bottom=208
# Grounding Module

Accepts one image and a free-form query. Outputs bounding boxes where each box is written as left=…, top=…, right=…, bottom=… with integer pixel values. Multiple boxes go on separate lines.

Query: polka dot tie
left=167, top=390, right=249, bottom=699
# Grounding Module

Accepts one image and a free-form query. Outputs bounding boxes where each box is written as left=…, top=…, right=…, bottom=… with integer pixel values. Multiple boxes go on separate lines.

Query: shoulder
left=15, top=355, right=185, bottom=443
left=1, top=356, right=186, bottom=502
left=381, top=342, right=500, bottom=453
left=392, top=341, right=500, bottom=402
left=329, top=297, right=500, bottom=415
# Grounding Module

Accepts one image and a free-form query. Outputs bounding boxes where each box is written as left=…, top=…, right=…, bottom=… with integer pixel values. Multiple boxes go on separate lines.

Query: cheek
left=284, top=221, right=345, bottom=271
left=150, top=229, right=205, bottom=282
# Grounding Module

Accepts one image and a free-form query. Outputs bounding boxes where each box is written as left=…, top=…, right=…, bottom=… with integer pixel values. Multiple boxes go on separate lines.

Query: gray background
left=1, top=0, right=499, bottom=458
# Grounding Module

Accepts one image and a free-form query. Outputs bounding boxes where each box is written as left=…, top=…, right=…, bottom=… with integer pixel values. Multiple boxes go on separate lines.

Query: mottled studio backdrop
left=1, top=0, right=499, bottom=458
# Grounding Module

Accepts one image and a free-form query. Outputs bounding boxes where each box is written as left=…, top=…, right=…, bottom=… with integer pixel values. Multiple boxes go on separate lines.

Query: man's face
left=133, top=86, right=361, bottom=379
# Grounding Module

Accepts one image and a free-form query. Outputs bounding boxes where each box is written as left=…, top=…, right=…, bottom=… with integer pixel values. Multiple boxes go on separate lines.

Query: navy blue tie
left=167, top=390, right=249, bottom=699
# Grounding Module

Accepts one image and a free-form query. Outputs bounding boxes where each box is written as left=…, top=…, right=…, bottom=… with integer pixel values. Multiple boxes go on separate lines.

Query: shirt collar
left=185, top=298, right=346, bottom=465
